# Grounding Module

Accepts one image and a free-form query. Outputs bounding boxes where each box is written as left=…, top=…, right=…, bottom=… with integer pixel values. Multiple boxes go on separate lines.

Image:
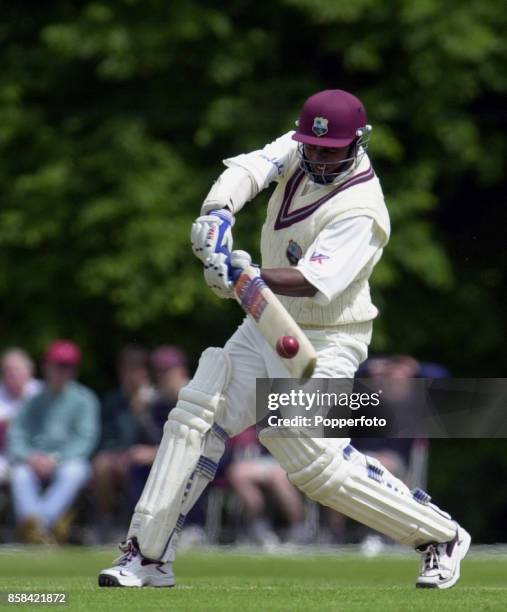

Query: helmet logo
left=312, top=116, right=328, bottom=137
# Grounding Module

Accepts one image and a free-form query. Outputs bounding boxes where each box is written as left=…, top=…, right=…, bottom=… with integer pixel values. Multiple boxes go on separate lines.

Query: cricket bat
left=232, top=266, right=317, bottom=380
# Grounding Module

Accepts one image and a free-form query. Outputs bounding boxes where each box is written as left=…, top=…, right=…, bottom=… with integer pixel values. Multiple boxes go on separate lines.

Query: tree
left=0, top=0, right=505, bottom=379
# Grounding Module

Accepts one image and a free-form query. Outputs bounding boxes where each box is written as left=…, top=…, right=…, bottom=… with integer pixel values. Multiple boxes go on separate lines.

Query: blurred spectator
left=127, top=345, right=209, bottom=549
left=354, top=355, right=423, bottom=476
left=354, top=355, right=449, bottom=472
left=0, top=349, right=42, bottom=485
left=352, top=355, right=448, bottom=554
left=92, top=346, right=155, bottom=540
left=355, top=355, right=449, bottom=484
left=128, top=346, right=190, bottom=507
left=226, top=427, right=307, bottom=547
left=8, top=340, right=99, bottom=544
left=151, top=345, right=189, bottom=405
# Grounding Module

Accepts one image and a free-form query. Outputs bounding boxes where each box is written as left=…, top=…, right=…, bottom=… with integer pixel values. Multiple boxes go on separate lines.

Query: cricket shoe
left=415, top=524, right=471, bottom=589
left=98, top=537, right=175, bottom=587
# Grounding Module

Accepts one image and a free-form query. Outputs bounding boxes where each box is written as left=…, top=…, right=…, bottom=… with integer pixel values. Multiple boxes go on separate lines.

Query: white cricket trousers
left=217, top=317, right=369, bottom=437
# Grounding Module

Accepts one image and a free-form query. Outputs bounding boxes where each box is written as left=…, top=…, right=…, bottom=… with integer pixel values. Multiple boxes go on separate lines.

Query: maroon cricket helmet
left=292, top=89, right=368, bottom=148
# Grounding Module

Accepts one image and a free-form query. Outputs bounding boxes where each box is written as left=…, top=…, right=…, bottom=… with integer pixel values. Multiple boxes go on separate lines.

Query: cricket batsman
left=99, top=89, right=470, bottom=589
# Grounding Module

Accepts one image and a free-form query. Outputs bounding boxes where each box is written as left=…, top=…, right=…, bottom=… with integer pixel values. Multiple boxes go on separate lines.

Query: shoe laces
left=420, top=543, right=441, bottom=572
left=114, top=539, right=139, bottom=566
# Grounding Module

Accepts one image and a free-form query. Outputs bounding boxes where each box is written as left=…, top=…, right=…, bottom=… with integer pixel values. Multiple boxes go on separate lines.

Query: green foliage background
left=0, top=1, right=505, bottom=540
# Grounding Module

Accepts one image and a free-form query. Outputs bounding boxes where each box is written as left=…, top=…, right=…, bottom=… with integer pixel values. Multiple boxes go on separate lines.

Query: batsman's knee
left=168, top=347, right=231, bottom=434
left=258, top=428, right=350, bottom=499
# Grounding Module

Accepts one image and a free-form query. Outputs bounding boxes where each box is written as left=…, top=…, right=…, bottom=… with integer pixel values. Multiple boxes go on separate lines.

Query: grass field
left=0, top=547, right=506, bottom=611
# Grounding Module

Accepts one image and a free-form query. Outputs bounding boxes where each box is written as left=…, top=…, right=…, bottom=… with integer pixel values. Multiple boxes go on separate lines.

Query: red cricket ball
left=276, top=335, right=299, bottom=359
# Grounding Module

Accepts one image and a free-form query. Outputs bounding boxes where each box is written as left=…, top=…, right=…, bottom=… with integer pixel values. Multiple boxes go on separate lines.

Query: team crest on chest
left=286, top=240, right=303, bottom=265
left=312, top=116, right=329, bottom=137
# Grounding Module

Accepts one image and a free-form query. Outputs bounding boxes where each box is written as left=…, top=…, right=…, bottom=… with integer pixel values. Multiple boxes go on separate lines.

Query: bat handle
left=230, top=264, right=242, bottom=284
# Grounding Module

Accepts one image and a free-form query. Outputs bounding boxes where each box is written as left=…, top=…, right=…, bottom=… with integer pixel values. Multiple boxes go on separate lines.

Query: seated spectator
left=8, top=340, right=99, bottom=544
left=352, top=355, right=447, bottom=554
left=92, top=346, right=155, bottom=540
left=354, top=354, right=449, bottom=475
left=127, top=345, right=208, bottom=548
left=226, top=426, right=307, bottom=547
left=354, top=355, right=423, bottom=477
left=0, top=348, right=42, bottom=485
left=128, top=345, right=190, bottom=507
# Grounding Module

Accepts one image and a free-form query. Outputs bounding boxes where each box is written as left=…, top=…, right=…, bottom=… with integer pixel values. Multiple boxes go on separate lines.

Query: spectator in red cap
left=8, top=339, right=99, bottom=544
left=45, top=339, right=82, bottom=364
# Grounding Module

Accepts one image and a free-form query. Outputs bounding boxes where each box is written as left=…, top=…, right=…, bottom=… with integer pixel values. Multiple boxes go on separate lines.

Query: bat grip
left=230, top=265, right=243, bottom=284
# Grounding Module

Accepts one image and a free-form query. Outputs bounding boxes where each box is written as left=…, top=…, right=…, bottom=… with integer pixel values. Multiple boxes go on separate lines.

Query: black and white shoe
left=98, top=538, right=175, bottom=587
left=416, top=524, right=471, bottom=589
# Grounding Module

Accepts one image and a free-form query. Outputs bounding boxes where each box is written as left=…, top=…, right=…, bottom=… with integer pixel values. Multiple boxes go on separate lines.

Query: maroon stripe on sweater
left=274, top=165, right=375, bottom=230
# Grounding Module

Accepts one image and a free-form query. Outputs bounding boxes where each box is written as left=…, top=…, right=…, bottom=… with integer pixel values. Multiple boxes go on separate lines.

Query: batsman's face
left=303, top=143, right=350, bottom=175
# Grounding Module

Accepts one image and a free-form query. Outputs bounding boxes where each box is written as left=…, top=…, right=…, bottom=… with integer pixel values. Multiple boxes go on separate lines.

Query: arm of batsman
left=191, top=209, right=235, bottom=264
left=203, top=249, right=259, bottom=299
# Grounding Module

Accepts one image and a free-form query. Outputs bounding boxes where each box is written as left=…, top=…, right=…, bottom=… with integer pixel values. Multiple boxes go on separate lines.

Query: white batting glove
left=191, top=209, right=234, bottom=265
left=229, top=250, right=258, bottom=274
left=204, top=249, right=259, bottom=299
left=203, top=252, right=234, bottom=299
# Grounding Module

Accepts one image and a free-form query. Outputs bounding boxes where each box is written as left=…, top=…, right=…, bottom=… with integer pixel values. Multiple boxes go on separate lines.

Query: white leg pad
left=161, top=423, right=228, bottom=562
left=128, top=348, right=230, bottom=560
left=259, top=429, right=456, bottom=548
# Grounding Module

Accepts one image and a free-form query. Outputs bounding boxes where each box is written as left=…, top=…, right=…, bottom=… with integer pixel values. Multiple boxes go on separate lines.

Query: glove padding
left=191, top=209, right=234, bottom=265
left=230, top=249, right=255, bottom=272
left=204, top=250, right=258, bottom=300
left=204, top=252, right=234, bottom=300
